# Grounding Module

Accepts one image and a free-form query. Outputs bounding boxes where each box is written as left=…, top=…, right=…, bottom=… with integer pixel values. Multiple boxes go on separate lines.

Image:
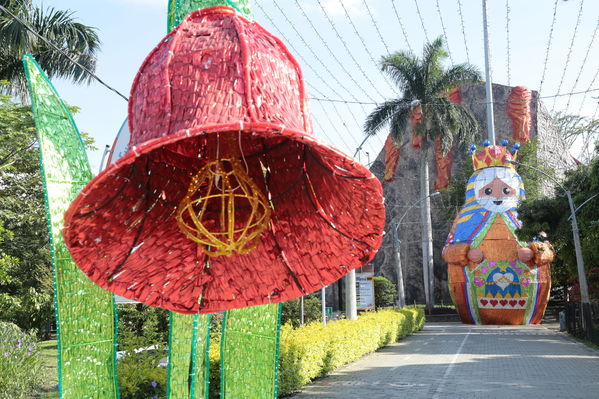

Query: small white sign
left=356, top=273, right=375, bottom=309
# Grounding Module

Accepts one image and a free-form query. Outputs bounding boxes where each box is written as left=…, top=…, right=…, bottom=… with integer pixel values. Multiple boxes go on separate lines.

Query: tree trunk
left=419, top=142, right=435, bottom=313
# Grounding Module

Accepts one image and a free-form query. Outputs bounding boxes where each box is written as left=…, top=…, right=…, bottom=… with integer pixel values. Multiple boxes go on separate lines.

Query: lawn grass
left=31, top=340, right=59, bottom=398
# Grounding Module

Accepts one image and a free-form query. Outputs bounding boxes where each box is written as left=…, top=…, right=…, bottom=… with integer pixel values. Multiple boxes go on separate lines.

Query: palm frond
left=363, top=98, right=412, bottom=137
left=432, top=64, right=482, bottom=94
left=0, top=2, right=100, bottom=100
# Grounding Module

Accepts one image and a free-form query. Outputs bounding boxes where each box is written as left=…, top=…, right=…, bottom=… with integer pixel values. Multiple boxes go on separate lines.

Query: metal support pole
left=566, top=191, right=592, bottom=337
left=482, top=0, right=496, bottom=145
left=510, top=160, right=592, bottom=337
left=394, top=235, right=406, bottom=308
left=300, top=296, right=304, bottom=327
left=321, top=287, right=327, bottom=326
left=345, top=270, right=358, bottom=320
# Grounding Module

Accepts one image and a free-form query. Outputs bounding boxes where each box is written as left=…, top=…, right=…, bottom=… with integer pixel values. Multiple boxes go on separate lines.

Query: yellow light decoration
left=176, top=157, right=271, bottom=257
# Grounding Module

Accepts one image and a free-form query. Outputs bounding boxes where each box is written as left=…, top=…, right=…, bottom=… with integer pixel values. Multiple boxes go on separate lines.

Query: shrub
left=277, top=308, right=423, bottom=395
left=204, top=307, right=424, bottom=398
left=117, top=335, right=167, bottom=399
left=373, top=276, right=397, bottom=308
left=0, top=321, right=43, bottom=398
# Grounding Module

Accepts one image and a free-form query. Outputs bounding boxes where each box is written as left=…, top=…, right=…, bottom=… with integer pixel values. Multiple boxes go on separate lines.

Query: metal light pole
left=345, top=269, right=358, bottom=320
left=321, top=286, right=327, bottom=325
left=509, top=160, right=592, bottom=336
left=482, top=0, right=496, bottom=145
left=300, top=296, right=304, bottom=326
left=394, top=192, right=441, bottom=310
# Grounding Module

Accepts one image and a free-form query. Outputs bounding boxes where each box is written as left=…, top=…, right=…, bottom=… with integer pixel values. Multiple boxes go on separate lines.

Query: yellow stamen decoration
left=177, top=158, right=271, bottom=257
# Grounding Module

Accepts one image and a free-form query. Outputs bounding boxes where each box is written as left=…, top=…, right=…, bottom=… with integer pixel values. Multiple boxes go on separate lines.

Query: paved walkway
left=292, top=322, right=599, bottom=398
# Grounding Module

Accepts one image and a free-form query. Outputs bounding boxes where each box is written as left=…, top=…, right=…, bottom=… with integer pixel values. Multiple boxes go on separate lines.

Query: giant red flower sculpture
left=62, top=7, right=385, bottom=314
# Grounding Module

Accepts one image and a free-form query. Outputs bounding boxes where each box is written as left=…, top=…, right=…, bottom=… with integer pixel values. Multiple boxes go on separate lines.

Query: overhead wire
left=263, top=1, right=366, bottom=103
left=390, top=0, right=413, bottom=53
left=539, top=0, right=559, bottom=95
left=315, top=0, right=387, bottom=101
left=362, top=0, right=390, bottom=55
left=291, top=0, right=378, bottom=102
left=551, top=0, right=585, bottom=112
left=252, top=3, right=352, bottom=150
left=505, top=0, right=511, bottom=86
left=578, top=66, right=599, bottom=115
left=456, top=0, right=471, bottom=64
left=336, top=0, right=398, bottom=95
left=435, top=0, right=454, bottom=66
left=566, top=17, right=599, bottom=113
left=413, top=0, right=430, bottom=43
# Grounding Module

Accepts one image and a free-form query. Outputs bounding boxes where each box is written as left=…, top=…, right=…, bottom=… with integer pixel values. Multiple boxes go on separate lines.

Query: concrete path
left=291, top=322, right=599, bottom=399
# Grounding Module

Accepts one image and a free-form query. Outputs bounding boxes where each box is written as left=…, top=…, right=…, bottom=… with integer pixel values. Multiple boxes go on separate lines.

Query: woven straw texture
left=62, top=7, right=385, bottom=314
left=220, top=303, right=281, bottom=398
left=23, top=55, right=118, bottom=398
left=168, top=0, right=252, bottom=31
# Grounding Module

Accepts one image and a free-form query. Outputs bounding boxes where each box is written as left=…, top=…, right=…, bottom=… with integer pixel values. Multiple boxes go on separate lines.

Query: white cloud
left=321, top=0, right=366, bottom=17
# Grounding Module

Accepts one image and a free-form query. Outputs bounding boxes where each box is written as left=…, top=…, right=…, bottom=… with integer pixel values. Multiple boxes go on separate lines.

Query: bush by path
left=208, top=307, right=424, bottom=397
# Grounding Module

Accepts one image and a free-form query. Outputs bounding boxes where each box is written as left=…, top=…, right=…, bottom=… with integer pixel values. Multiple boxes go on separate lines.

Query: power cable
left=337, top=0, right=397, bottom=94
left=263, top=1, right=366, bottom=103
left=390, top=0, right=413, bottom=53
left=578, top=66, right=599, bottom=115
left=566, top=17, right=599, bottom=113
left=505, top=0, right=511, bottom=86
left=413, top=0, right=430, bottom=43
left=315, top=0, right=386, bottom=101
left=253, top=2, right=347, bottom=102
left=436, top=0, right=454, bottom=66
left=456, top=0, right=471, bottom=64
left=292, top=0, right=378, bottom=102
left=539, top=0, right=559, bottom=95
left=552, top=0, right=585, bottom=112
left=363, top=0, right=390, bottom=55
left=0, top=4, right=129, bottom=102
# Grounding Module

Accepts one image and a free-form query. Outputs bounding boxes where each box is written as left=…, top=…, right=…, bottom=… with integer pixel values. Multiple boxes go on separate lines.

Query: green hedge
left=208, top=308, right=424, bottom=398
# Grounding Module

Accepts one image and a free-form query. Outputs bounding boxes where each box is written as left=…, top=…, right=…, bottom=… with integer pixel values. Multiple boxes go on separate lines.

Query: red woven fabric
left=62, top=7, right=385, bottom=314
left=507, top=86, right=532, bottom=143
left=383, top=135, right=400, bottom=182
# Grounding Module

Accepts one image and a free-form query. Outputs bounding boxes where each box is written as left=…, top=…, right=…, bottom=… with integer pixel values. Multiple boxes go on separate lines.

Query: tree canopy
left=363, top=36, right=482, bottom=152
left=0, top=0, right=100, bottom=99
left=516, top=146, right=599, bottom=294
left=0, top=82, right=95, bottom=335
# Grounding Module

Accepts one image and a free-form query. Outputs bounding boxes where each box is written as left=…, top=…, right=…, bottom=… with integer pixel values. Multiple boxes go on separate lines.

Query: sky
left=34, top=0, right=599, bottom=171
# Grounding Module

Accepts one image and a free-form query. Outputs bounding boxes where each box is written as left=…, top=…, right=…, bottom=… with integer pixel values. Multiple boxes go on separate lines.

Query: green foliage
left=0, top=87, right=53, bottom=336
left=117, top=304, right=170, bottom=348
left=0, top=84, right=96, bottom=337
left=204, top=308, right=424, bottom=398
left=281, top=294, right=322, bottom=328
left=117, top=338, right=168, bottom=399
left=276, top=308, right=424, bottom=396
left=517, top=147, right=599, bottom=288
left=0, top=0, right=100, bottom=100
left=364, top=36, right=481, bottom=152
left=373, top=276, right=397, bottom=308
left=0, top=321, right=43, bottom=398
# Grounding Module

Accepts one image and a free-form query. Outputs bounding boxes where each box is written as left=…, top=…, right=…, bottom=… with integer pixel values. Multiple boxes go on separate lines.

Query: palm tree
left=364, top=36, right=481, bottom=312
left=0, top=0, right=100, bottom=99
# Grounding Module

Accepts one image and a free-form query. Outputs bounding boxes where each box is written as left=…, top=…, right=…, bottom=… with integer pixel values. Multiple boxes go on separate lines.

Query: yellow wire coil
left=176, top=159, right=271, bottom=257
